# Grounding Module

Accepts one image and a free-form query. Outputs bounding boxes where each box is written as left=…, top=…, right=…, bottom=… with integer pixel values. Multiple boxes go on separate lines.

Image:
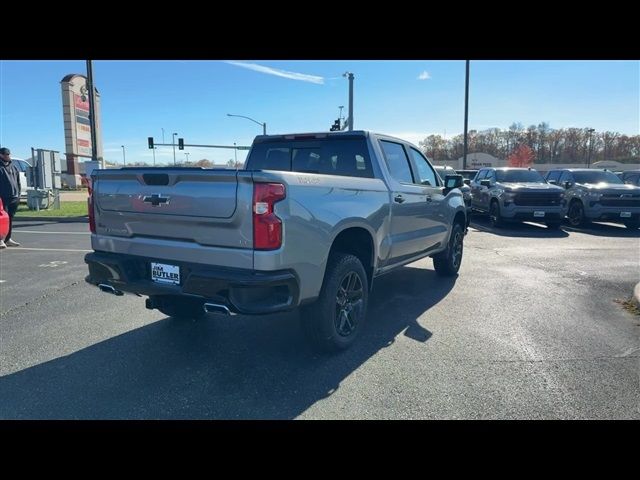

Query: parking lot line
left=0, top=247, right=92, bottom=252
left=14, top=230, right=90, bottom=235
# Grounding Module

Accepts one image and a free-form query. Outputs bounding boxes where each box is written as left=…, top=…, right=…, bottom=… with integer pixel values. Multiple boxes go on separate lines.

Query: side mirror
left=463, top=179, right=471, bottom=185
left=444, top=174, right=464, bottom=193
left=480, top=179, right=491, bottom=187
left=563, top=181, right=572, bottom=189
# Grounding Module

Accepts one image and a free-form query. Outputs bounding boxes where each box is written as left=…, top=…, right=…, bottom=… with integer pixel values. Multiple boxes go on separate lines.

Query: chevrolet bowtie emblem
left=143, top=194, right=170, bottom=206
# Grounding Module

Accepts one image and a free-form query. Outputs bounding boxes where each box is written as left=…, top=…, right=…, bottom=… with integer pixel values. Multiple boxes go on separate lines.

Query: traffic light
left=330, top=119, right=341, bottom=131
left=178, top=138, right=184, bottom=150
left=148, top=137, right=154, bottom=149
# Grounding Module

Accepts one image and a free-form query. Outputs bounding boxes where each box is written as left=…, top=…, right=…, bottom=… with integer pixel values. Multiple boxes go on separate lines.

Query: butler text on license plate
left=151, top=262, right=180, bottom=285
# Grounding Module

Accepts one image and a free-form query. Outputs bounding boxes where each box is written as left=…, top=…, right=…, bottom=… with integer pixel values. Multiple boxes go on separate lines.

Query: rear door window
left=380, top=140, right=414, bottom=184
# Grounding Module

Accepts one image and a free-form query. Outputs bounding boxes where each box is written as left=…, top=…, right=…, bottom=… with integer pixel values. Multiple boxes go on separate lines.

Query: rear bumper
left=85, top=251, right=300, bottom=315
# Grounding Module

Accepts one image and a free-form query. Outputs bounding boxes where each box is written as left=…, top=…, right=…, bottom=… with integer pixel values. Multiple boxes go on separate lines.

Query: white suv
left=12, top=158, right=32, bottom=201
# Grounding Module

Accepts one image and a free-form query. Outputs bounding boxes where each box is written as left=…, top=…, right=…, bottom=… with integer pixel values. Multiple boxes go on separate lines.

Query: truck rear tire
left=301, top=253, right=369, bottom=353
left=433, top=222, right=464, bottom=276
left=152, top=295, right=207, bottom=320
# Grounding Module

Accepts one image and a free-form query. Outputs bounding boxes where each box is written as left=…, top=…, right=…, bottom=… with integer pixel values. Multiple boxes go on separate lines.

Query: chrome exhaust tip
left=98, top=283, right=124, bottom=296
left=203, top=302, right=234, bottom=315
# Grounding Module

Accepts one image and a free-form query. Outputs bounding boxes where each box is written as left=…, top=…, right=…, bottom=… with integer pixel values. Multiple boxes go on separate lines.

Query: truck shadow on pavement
left=0, top=266, right=454, bottom=419
left=470, top=216, right=569, bottom=238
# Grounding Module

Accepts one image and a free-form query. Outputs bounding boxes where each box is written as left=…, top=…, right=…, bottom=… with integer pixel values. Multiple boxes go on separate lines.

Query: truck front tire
left=433, top=222, right=464, bottom=276
left=301, top=253, right=369, bottom=353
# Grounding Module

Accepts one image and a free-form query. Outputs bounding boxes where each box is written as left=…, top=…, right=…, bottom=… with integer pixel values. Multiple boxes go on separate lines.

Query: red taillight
left=88, top=193, right=96, bottom=234
left=253, top=183, right=285, bottom=250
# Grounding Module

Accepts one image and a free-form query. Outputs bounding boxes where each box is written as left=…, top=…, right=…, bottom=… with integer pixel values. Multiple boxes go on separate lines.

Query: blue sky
left=0, top=60, right=638, bottom=165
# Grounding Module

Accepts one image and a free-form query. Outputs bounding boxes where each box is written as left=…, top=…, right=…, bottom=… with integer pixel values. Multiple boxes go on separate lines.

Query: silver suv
left=470, top=167, right=566, bottom=229
left=545, top=168, right=640, bottom=229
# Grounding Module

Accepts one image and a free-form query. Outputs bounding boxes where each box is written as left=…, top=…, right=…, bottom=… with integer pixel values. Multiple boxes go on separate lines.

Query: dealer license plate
left=151, top=262, right=180, bottom=285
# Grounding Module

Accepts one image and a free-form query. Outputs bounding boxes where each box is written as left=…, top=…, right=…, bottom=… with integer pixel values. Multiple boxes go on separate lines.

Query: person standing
left=0, top=147, right=21, bottom=248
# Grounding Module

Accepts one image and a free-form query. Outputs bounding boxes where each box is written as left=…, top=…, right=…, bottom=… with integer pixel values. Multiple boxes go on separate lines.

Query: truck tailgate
left=93, top=168, right=253, bottom=251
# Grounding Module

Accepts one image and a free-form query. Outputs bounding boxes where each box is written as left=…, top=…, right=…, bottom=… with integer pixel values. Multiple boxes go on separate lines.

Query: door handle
left=394, top=194, right=405, bottom=204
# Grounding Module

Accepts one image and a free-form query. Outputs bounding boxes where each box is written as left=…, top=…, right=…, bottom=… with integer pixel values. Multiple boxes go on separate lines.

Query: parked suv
left=470, top=167, right=566, bottom=229
left=545, top=168, right=640, bottom=229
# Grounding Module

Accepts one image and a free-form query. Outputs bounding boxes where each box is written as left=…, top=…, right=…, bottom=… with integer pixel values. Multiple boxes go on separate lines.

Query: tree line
left=419, top=123, right=640, bottom=164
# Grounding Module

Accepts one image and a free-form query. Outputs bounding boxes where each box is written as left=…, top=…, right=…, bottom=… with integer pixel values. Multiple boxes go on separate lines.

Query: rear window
left=245, top=137, right=373, bottom=178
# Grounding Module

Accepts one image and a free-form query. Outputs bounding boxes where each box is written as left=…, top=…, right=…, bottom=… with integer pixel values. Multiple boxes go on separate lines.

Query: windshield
left=495, top=170, right=545, bottom=183
left=572, top=171, right=624, bottom=185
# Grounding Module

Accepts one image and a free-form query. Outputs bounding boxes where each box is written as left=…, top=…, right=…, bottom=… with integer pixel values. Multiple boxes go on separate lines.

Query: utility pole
left=152, top=146, right=156, bottom=166
left=344, top=72, right=354, bottom=130
left=463, top=60, right=470, bottom=170
left=586, top=128, right=595, bottom=168
left=172, top=132, right=178, bottom=165
left=86, top=60, right=98, bottom=163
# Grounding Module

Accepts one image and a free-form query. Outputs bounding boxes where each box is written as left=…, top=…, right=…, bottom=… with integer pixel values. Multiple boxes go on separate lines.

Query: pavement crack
left=0, top=280, right=80, bottom=317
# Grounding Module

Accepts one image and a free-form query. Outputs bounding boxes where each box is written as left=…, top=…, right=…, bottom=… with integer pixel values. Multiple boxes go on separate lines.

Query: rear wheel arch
left=327, top=226, right=375, bottom=289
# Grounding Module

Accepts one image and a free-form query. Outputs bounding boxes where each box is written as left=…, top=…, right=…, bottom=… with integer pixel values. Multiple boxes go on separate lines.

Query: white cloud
left=225, top=61, right=324, bottom=85
left=417, top=71, right=431, bottom=80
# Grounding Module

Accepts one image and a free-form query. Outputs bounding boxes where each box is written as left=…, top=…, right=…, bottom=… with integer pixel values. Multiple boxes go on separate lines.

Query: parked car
left=0, top=198, right=9, bottom=240
left=545, top=168, right=640, bottom=229
left=470, top=167, right=566, bottom=229
left=85, top=131, right=467, bottom=352
left=435, top=165, right=471, bottom=227
left=621, top=170, right=640, bottom=187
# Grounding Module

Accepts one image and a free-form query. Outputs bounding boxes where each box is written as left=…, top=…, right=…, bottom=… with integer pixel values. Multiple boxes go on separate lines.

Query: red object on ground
left=0, top=198, right=9, bottom=239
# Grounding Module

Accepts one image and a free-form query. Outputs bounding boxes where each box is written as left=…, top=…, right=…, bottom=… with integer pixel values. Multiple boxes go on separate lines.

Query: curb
left=14, top=216, right=88, bottom=223
left=633, top=282, right=640, bottom=309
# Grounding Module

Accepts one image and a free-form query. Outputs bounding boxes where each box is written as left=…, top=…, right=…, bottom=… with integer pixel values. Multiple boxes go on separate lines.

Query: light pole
left=152, top=146, right=157, bottom=166
left=586, top=128, right=595, bottom=168
left=121, top=145, right=126, bottom=166
left=161, top=128, right=165, bottom=144
left=234, top=142, right=238, bottom=166
left=463, top=60, right=470, bottom=170
left=338, top=105, right=344, bottom=129
left=172, top=132, right=178, bottom=165
left=185, top=152, right=190, bottom=163
left=226, top=113, right=267, bottom=135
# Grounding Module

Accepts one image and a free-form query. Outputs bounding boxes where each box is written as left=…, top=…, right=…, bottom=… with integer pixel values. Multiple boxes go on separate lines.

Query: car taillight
left=88, top=193, right=96, bottom=234
left=253, top=183, right=285, bottom=250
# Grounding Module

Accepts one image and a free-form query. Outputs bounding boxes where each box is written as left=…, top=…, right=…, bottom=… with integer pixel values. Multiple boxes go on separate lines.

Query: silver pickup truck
left=85, top=131, right=467, bottom=352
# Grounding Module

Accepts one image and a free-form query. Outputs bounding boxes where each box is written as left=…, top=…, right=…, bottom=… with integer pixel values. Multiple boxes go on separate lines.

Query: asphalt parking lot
left=0, top=218, right=638, bottom=419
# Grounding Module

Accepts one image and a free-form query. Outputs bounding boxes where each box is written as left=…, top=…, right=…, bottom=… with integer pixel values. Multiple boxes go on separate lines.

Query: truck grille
left=513, top=193, right=562, bottom=206
left=599, top=194, right=640, bottom=207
